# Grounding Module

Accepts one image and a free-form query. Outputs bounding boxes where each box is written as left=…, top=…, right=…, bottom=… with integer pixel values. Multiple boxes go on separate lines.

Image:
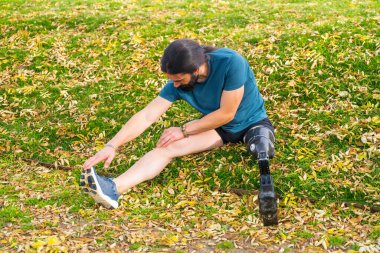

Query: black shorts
left=215, top=118, right=275, bottom=144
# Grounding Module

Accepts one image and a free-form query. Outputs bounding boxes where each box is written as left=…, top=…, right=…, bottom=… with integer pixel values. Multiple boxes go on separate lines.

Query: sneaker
left=80, top=167, right=120, bottom=209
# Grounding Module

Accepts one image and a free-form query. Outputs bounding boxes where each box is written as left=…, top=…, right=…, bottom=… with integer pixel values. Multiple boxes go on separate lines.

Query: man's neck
left=197, top=62, right=209, bottom=82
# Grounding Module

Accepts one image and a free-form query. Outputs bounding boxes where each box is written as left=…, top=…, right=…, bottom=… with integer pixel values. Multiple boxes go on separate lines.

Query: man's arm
left=184, top=85, right=244, bottom=135
left=107, top=96, right=173, bottom=148
left=156, top=86, right=244, bottom=148
left=83, top=96, right=172, bottom=169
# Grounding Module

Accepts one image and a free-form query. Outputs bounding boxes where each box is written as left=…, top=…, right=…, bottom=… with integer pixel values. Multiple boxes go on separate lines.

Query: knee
left=243, top=125, right=275, bottom=159
left=141, top=148, right=175, bottom=181
left=156, top=138, right=193, bottom=159
left=151, top=145, right=177, bottom=160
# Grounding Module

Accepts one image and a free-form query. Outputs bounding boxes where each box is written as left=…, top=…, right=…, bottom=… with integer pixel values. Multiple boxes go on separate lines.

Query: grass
left=0, top=206, right=31, bottom=227
left=329, top=236, right=346, bottom=247
left=216, top=240, right=234, bottom=250
left=295, top=230, right=313, bottom=239
left=0, top=0, right=379, bottom=252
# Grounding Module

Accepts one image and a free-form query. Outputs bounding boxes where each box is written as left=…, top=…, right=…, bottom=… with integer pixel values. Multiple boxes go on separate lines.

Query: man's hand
left=157, top=127, right=185, bottom=148
left=82, top=146, right=116, bottom=169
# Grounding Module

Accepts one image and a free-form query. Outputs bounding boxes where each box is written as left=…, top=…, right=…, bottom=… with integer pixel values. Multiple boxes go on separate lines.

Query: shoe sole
left=80, top=167, right=119, bottom=209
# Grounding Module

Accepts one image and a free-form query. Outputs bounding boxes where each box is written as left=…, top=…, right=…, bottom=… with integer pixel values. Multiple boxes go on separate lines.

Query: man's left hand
left=157, top=127, right=184, bottom=147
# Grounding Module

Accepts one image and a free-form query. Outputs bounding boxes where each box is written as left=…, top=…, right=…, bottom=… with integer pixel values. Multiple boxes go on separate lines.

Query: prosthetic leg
left=243, top=126, right=278, bottom=226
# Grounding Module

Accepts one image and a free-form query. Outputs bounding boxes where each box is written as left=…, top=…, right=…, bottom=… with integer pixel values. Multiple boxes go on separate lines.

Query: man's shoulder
left=211, top=47, right=239, bottom=56
left=210, top=48, right=244, bottom=63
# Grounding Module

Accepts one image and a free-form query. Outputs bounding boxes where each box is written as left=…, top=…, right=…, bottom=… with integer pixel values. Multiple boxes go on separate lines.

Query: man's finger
left=161, top=135, right=177, bottom=147
left=157, top=135, right=171, bottom=147
left=83, top=157, right=94, bottom=169
left=157, top=138, right=167, bottom=147
left=158, top=133, right=169, bottom=143
left=104, top=154, right=114, bottom=168
left=83, top=156, right=101, bottom=169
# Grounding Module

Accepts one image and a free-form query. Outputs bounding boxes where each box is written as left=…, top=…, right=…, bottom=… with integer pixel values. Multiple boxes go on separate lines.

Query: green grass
left=329, top=236, right=346, bottom=247
left=369, top=230, right=380, bottom=240
left=0, top=0, right=379, bottom=252
left=295, top=230, right=314, bottom=239
left=0, top=206, right=31, bottom=228
left=130, top=243, right=142, bottom=250
left=216, top=240, right=234, bottom=250
left=350, top=244, right=361, bottom=251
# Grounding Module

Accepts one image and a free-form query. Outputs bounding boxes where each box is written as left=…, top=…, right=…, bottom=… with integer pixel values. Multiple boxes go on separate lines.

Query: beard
left=178, top=73, right=199, bottom=92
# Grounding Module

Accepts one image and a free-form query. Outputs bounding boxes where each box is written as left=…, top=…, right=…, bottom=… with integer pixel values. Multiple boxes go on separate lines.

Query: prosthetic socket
left=243, top=125, right=278, bottom=226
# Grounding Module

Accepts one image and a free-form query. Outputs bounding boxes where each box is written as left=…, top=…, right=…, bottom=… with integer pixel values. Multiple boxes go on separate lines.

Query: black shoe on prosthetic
left=258, top=159, right=278, bottom=226
left=244, top=126, right=278, bottom=226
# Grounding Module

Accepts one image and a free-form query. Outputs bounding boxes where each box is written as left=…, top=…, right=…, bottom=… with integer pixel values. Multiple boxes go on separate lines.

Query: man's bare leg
left=113, top=129, right=223, bottom=193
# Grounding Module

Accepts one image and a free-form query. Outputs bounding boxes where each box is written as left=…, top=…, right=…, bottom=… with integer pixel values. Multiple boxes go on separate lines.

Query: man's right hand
left=82, top=146, right=116, bottom=170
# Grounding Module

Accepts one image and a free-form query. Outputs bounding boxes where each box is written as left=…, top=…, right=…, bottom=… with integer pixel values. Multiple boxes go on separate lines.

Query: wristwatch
left=105, top=143, right=117, bottom=150
left=180, top=124, right=189, bottom=138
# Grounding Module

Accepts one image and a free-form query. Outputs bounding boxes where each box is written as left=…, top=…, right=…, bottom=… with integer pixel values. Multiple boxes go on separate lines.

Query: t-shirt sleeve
left=159, top=81, right=180, bottom=102
left=223, top=53, right=247, bottom=91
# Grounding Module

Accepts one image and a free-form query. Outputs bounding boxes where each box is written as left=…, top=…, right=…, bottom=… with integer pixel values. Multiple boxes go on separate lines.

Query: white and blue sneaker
left=80, top=167, right=120, bottom=209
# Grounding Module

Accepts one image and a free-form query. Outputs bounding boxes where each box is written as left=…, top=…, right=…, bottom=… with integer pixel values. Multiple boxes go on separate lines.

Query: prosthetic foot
left=258, top=159, right=278, bottom=226
left=244, top=126, right=278, bottom=226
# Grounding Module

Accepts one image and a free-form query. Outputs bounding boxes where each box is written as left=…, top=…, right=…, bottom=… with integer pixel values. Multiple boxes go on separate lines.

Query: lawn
left=0, top=0, right=379, bottom=252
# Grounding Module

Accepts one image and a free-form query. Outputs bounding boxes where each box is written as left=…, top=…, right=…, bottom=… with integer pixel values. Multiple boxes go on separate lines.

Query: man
left=81, top=39, right=278, bottom=226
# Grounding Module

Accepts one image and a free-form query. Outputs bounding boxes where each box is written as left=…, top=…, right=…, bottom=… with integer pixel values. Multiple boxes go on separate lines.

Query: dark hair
left=160, top=39, right=217, bottom=74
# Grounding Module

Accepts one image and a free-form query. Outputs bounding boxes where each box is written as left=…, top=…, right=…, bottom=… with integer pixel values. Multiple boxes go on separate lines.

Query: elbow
left=218, top=109, right=236, bottom=124
left=223, top=113, right=235, bottom=124
left=145, top=113, right=159, bottom=124
left=140, top=109, right=158, bottom=124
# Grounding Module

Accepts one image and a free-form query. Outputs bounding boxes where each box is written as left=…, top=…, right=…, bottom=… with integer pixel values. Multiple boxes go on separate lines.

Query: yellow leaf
left=327, top=228, right=336, bottom=234
left=46, top=236, right=60, bottom=246
left=32, top=240, right=45, bottom=249
left=357, top=152, right=366, bottom=160
left=371, top=116, right=380, bottom=124
left=169, top=235, right=179, bottom=243
left=279, top=232, right=287, bottom=240
left=161, top=235, right=178, bottom=245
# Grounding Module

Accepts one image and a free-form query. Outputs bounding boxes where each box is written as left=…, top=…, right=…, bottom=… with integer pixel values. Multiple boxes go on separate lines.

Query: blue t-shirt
left=159, top=48, right=267, bottom=133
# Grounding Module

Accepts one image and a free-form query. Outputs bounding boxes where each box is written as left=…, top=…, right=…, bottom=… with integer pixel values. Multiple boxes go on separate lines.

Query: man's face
left=167, top=72, right=199, bottom=91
